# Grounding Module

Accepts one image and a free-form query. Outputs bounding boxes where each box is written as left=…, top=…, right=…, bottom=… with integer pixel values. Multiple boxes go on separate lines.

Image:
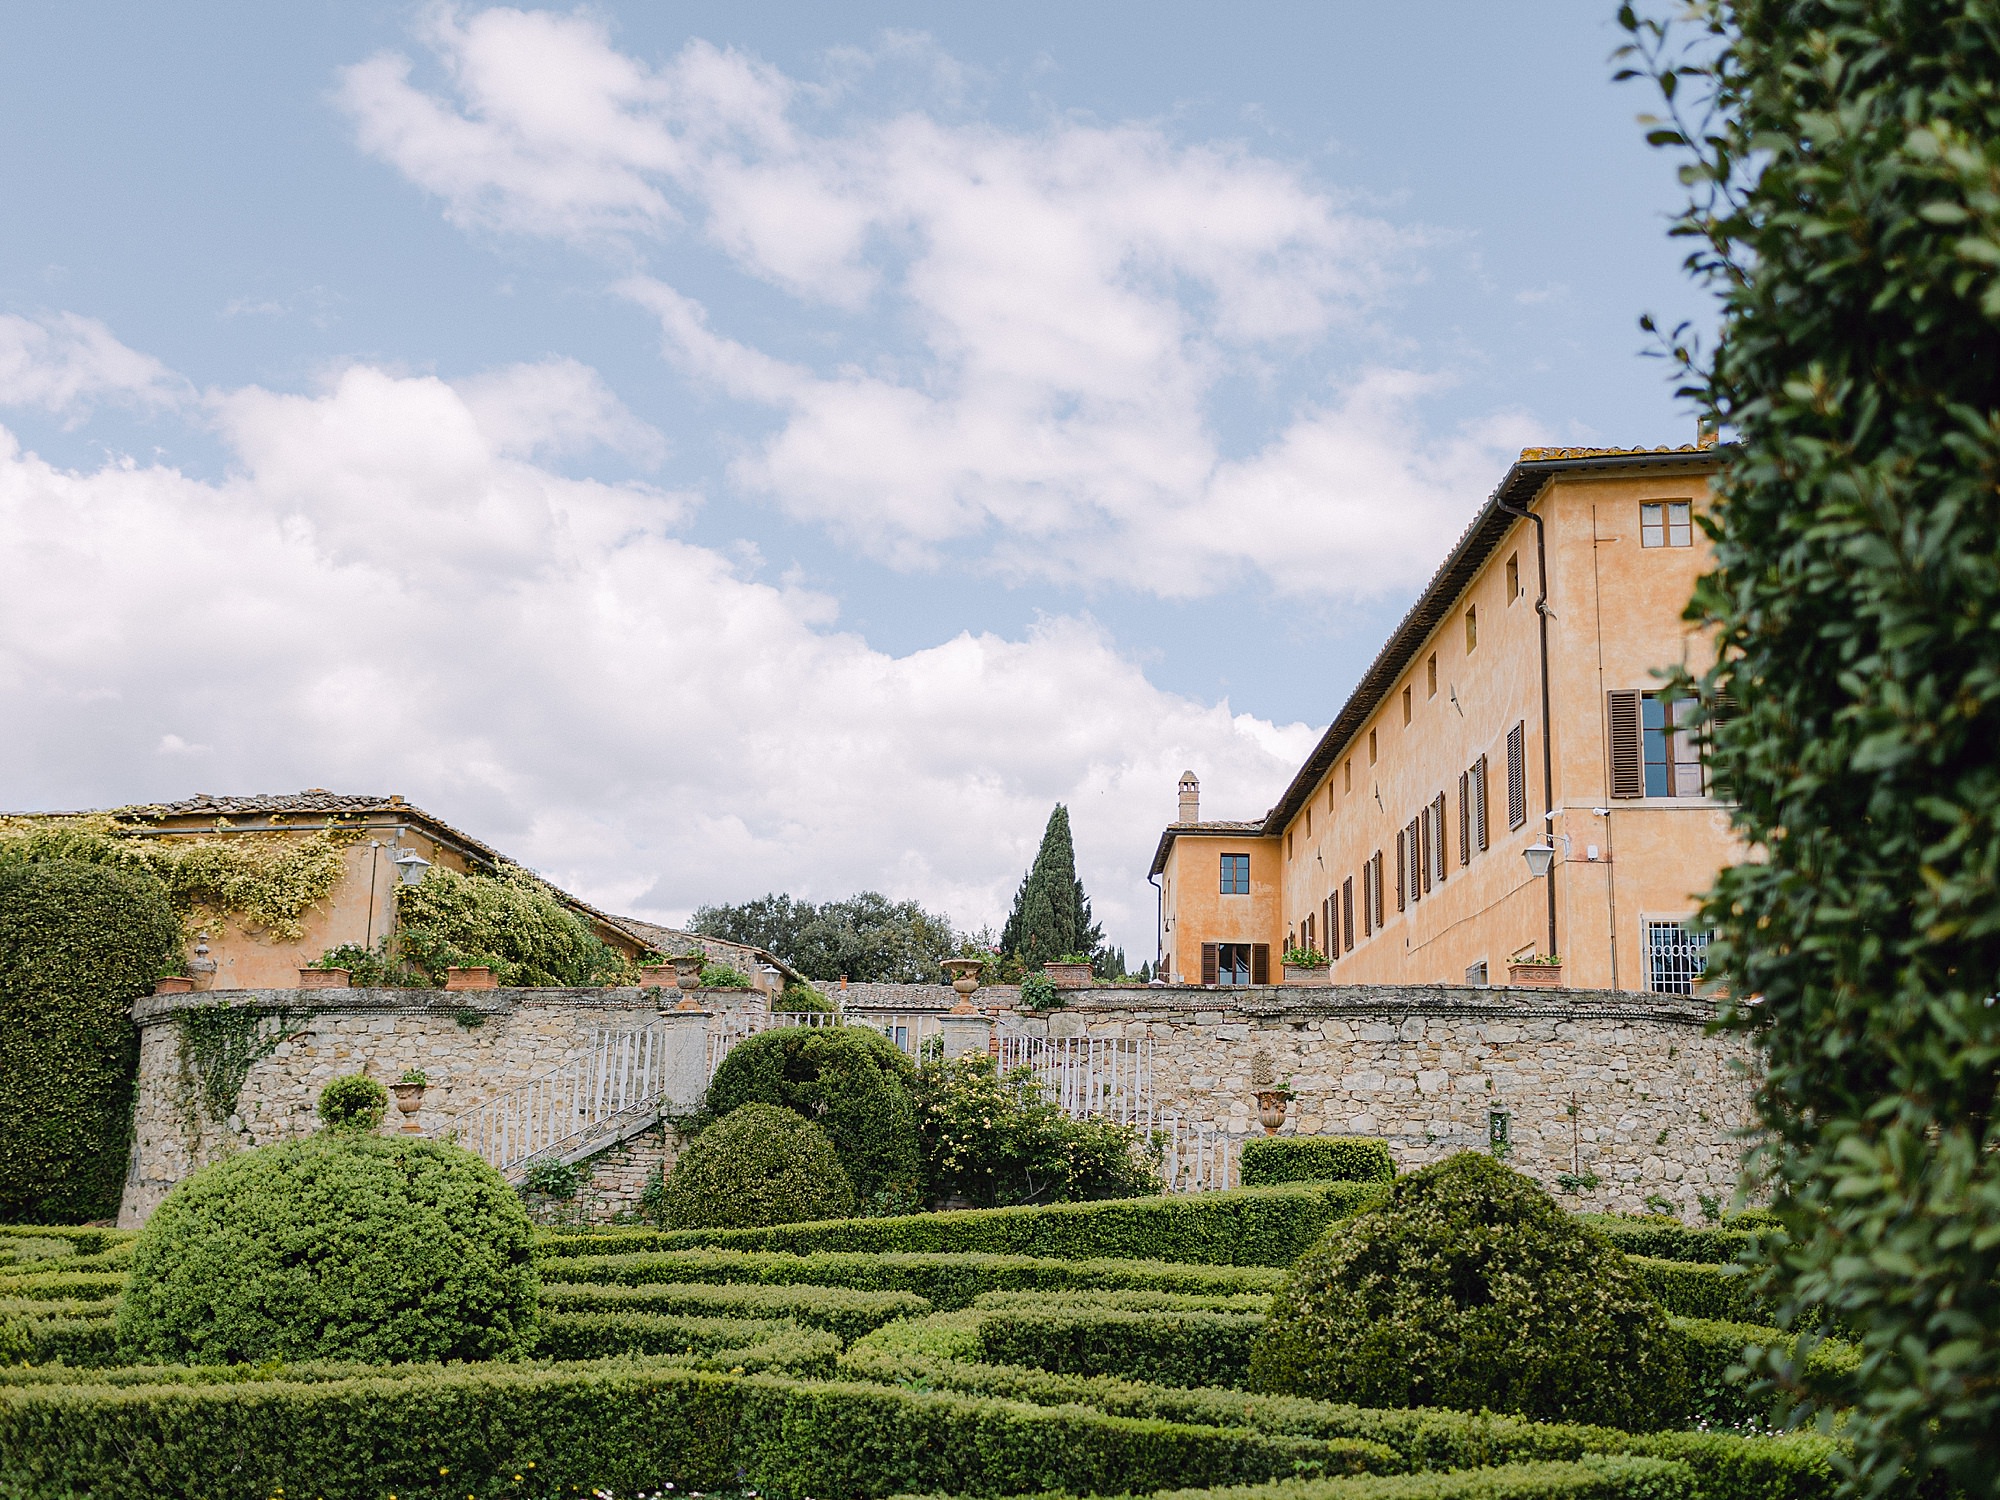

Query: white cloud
left=0, top=331, right=1310, bottom=955
left=0, top=312, right=185, bottom=418
left=340, top=12, right=1535, bottom=601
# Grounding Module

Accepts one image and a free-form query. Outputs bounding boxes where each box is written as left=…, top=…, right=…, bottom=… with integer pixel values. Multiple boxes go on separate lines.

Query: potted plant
left=1507, top=953, right=1564, bottom=989
left=154, top=957, right=194, bottom=996
left=1282, top=944, right=1332, bottom=987
left=389, top=1068, right=429, bottom=1133
left=637, top=952, right=676, bottom=988
left=444, top=965, right=498, bottom=992
left=1044, top=954, right=1095, bottom=988
left=298, top=953, right=352, bottom=990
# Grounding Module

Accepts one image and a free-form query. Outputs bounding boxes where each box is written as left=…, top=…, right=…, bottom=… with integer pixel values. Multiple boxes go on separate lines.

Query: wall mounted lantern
left=1521, top=843, right=1556, bottom=879
left=393, top=849, right=432, bottom=885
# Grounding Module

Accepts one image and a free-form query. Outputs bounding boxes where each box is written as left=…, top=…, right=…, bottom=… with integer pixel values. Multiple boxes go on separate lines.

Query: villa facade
left=1152, top=444, right=1740, bottom=994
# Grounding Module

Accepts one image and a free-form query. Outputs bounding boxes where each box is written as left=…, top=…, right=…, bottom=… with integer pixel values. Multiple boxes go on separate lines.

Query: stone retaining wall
left=120, top=981, right=1758, bottom=1228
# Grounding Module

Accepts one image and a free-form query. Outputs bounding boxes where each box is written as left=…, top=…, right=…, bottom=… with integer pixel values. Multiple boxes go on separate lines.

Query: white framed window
left=1641, top=500, right=1693, bottom=548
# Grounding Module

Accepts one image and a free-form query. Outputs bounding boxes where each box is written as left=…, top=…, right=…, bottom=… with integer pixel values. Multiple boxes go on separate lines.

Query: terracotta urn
left=1507, top=962, right=1564, bottom=990
left=1254, top=1089, right=1291, bottom=1136
left=1282, top=963, right=1332, bottom=988
left=445, top=966, right=498, bottom=992
left=1044, top=961, right=1094, bottom=989
left=298, top=967, right=351, bottom=990
left=153, top=976, right=194, bottom=995
left=389, top=1082, right=427, bottom=1133
left=941, top=957, right=983, bottom=1012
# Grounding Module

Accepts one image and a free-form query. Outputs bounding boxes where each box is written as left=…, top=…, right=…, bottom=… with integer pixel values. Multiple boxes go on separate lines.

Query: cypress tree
left=1001, top=805, right=1104, bottom=969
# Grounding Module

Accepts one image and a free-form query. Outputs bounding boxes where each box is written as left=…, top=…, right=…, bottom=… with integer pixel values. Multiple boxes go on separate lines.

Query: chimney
left=1178, top=770, right=1200, bottom=824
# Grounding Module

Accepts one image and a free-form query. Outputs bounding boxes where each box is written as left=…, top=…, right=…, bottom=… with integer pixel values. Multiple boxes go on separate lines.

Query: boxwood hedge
left=1239, top=1138, right=1396, bottom=1188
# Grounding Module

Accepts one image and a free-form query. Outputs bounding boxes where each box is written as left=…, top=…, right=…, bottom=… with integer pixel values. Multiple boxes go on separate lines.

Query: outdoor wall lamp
left=393, top=849, right=432, bottom=885
left=1522, top=843, right=1557, bottom=879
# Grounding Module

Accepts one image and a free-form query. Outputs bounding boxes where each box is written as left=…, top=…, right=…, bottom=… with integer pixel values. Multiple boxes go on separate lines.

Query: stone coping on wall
left=134, top=980, right=1719, bottom=1030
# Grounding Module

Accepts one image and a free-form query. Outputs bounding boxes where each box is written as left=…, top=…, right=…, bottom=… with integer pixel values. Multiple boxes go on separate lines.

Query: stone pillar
left=656, top=1009, right=713, bottom=1112
left=940, top=1011, right=993, bottom=1058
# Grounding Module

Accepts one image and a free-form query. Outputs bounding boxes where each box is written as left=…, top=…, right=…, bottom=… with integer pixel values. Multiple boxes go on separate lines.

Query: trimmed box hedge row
left=1009, top=1458, right=1697, bottom=1500
left=834, top=1348, right=1842, bottom=1500
left=977, top=1305, right=1267, bottom=1389
left=538, top=1279, right=931, bottom=1343
left=537, top=1181, right=1386, bottom=1266
left=1624, top=1256, right=1762, bottom=1323
left=1575, top=1217, right=1755, bottom=1266
left=540, top=1248, right=1292, bottom=1309
left=975, top=1290, right=1274, bottom=1315
left=0, top=1271, right=125, bottom=1303
left=532, top=1310, right=806, bottom=1361
left=0, top=1363, right=1401, bottom=1500
left=1239, top=1138, right=1397, bottom=1189
left=0, top=1226, right=130, bottom=1258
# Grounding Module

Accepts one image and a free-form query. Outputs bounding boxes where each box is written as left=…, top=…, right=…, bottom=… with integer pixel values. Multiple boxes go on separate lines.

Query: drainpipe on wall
left=1149, top=871, right=1164, bottom=979
left=1496, top=489, right=1560, bottom=961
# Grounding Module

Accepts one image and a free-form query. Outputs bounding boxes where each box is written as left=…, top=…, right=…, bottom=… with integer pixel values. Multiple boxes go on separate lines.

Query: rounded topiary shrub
left=317, top=1073, right=388, bottom=1130
left=118, top=1133, right=538, bottom=1364
left=0, top=859, right=181, bottom=1223
left=1249, top=1151, right=1688, bottom=1430
left=705, top=1025, right=920, bottom=1204
left=661, top=1102, right=855, bottom=1229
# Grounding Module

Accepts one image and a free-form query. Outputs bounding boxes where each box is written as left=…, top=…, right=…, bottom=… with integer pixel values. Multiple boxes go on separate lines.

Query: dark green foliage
left=315, top=1073, right=386, bottom=1131
left=394, top=865, right=627, bottom=986
left=1000, top=805, right=1105, bottom=970
left=560, top=1180, right=1385, bottom=1265
left=520, top=1157, right=584, bottom=1200
left=915, top=1052, right=1158, bottom=1207
left=1056, top=1461, right=1702, bottom=1500
left=1620, top=1, right=2000, bottom=1487
left=0, top=860, right=180, bottom=1223
left=1675, top=1317, right=1861, bottom=1430
left=0, top=1364, right=1404, bottom=1500
left=689, top=890, right=961, bottom=984
left=660, top=1102, right=856, bottom=1229
left=538, top=1247, right=1290, bottom=1308
left=1240, top=1137, right=1397, bottom=1188
left=706, top=1026, right=921, bottom=1203
left=1626, top=1255, right=1765, bottom=1325
left=117, top=1132, right=538, bottom=1364
left=1251, top=1154, right=1687, bottom=1430
left=977, top=1303, right=1266, bottom=1389
left=699, top=960, right=754, bottom=989
left=538, top=1279, right=931, bottom=1344
left=1572, top=1214, right=1754, bottom=1265
left=309, top=940, right=429, bottom=988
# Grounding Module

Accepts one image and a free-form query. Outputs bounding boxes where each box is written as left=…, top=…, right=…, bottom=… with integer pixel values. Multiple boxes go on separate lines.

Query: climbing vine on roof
left=0, top=814, right=356, bottom=943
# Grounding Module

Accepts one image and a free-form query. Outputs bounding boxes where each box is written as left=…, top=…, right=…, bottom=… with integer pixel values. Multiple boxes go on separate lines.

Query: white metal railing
left=993, top=1032, right=1155, bottom=1127
left=440, top=1025, right=670, bottom=1176
left=1159, top=1115, right=1239, bottom=1193
left=706, top=1007, right=843, bottom=1080
left=848, top=1012, right=945, bottom=1057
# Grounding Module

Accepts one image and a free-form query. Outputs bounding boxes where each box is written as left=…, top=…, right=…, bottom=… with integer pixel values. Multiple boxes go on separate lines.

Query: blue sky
left=0, top=3, right=1702, bottom=958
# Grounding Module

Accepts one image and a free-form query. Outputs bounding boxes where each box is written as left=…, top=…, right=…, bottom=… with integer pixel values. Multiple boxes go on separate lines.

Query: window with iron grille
left=1220, top=853, right=1251, bottom=894
left=1645, top=921, right=1711, bottom=995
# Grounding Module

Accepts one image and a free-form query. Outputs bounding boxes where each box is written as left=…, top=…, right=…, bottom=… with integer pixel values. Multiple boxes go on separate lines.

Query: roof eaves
left=1255, top=445, right=1725, bottom=837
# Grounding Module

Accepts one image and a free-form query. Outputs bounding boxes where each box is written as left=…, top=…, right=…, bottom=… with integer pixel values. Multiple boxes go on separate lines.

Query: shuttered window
left=1343, top=876, right=1355, bottom=949
left=1473, top=754, right=1490, bottom=851
left=1396, top=828, right=1408, bottom=911
left=1458, top=772, right=1471, bottom=865
left=1361, top=863, right=1374, bottom=936
left=1608, top=690, right=1643, bottom=798
left=1419, top=808, right=1433, bottom=894
left=1432, top=792, right=1448, bottom=883
left=1506, top=722, right=1528, bottom=829
left=1407, top=816, right=1423, bottom=903
left=1251, top=944, right=1271, bottom=985
left=1201, top=943, right=1218, bottom=985
left=1371, top=851, right=1385, bottom=929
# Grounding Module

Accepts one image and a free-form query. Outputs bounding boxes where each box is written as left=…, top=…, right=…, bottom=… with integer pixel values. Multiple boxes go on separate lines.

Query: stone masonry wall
left=1011, top=984, right=1758, bottom=1219
left=121, top=981, right=1758, bottom=1228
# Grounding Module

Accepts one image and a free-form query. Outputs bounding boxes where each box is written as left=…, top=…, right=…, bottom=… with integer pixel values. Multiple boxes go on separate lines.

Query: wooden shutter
left=1408, top=817, right=1423, bottom=902
left=1507, top=722, right=1528, bottom=829
left=1608, top=690, right=1643, bottom=798
left=1373, top=852, right=1386, bottom=928
left=1201, top=943, right=1219, bottom=986
left=1458, top=772, right=1471, bottom=865
left=1251, top=944, right=1270, bottom=985
left=1396, top=829, right=1408, bottom=910
left=1344, top=875, right=1356, bottom=948
left=1360, top=865, right=1372, bottom=936
left=1474, top=755, right=1490, bottom=851
left=1433, top=793, right=1448, bottom=882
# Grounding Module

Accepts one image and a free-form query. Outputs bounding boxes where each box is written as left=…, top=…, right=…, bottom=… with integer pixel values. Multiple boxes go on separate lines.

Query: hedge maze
left=0, top=1178, right=1853, bottom=1500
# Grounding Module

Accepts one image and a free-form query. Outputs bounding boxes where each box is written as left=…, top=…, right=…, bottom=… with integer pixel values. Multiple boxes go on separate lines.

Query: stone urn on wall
left=669, top=952, right=707, bottom=1010
left=389, top=1071, right=429, bottom=1134
left=1249, top=1047, right=1292, bottom=1135
left=941, top=957, right=983, bottom=1013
